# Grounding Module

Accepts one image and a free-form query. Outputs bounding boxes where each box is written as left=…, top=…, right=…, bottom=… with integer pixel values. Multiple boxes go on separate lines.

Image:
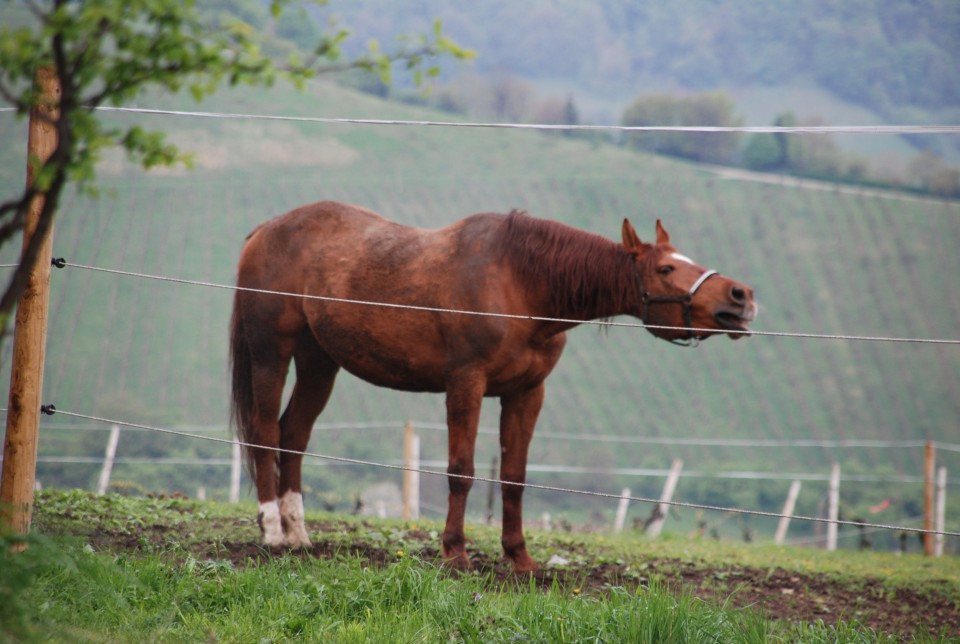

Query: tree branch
left=0, top=78, right=28, bottom=112
left=0, top=192, right=36, bottom=246
left=289, top=43, right=441, bottom=80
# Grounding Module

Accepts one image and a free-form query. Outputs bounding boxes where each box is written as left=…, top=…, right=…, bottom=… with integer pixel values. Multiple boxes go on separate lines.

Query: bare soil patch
left=80, top=516, right=959, bottom=639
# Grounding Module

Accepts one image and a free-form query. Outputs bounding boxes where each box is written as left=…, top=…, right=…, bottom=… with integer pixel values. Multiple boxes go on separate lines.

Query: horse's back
left=242, top=200, right=383, bottom=255
left=237, top=201, right=387, bottom=286
left=241, top=201, right=506, bottom=288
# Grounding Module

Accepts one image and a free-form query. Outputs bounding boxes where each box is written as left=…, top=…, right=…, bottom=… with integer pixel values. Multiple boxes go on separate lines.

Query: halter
left=641, top=268, right=718, bottom=347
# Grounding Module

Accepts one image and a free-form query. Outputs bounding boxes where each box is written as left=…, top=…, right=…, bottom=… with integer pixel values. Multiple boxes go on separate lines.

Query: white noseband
left=688, top=269, right=718, bottom=297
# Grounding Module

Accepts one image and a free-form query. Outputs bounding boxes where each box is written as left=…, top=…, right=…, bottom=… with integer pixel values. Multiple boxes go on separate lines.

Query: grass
left=0, top=528, right=912, bottom=643
left=4, top=490, right=956, bottom=642
left=4, top=536, right=775, bottom=643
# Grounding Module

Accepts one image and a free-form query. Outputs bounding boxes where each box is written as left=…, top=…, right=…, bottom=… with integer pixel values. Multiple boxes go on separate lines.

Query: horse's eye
left=657, top=265, right=675, bottom=275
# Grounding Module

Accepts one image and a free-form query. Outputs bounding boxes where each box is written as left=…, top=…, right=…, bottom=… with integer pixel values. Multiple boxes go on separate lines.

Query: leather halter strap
left=641, top=269, right=718, bottom=346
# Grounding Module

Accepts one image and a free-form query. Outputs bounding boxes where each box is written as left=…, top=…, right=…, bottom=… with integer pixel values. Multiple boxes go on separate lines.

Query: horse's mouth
left=714, top=311, right=753, bottom=338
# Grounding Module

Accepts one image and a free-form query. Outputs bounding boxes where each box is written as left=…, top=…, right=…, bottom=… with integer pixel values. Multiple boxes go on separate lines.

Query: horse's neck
left=539, top=241, right=641, bottom=324
left=500, top=214, right=641, bottom=328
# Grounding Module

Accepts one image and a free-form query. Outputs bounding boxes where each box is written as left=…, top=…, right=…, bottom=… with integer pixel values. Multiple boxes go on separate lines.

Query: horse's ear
left=622, top=218, right=644, bottom=256
left=655, top=219, right=671, bottom=245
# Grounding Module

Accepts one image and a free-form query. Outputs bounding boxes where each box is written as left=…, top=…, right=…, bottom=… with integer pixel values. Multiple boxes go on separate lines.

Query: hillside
left=328, top=0, right=960, bottom=162
left=0, top=78, right=958, bottom=538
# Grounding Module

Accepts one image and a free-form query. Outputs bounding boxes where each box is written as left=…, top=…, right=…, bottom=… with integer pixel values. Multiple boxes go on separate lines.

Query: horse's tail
left=229, top=292, right=259, bottom=478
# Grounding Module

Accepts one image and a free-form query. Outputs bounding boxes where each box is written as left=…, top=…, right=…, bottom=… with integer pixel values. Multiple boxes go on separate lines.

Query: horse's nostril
left=731, top=286, right=746, bottom=302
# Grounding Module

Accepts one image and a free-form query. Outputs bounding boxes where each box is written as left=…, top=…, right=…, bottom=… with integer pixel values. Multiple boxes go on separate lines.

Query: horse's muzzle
left=714, top=300, right=757, bottom=338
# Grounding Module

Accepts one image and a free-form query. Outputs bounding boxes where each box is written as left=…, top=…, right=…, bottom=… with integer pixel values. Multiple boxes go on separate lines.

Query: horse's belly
left=316, top=330, right=448, bottom=393
left=308, top=307, right=565, bottom=396
left=340, top=359, right=447, bottom=393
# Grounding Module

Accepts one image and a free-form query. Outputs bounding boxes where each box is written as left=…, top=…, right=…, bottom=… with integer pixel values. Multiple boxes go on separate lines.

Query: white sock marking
left=258, top=500, right=284, bottom=546
left=280, top=490, right=311, bottom=548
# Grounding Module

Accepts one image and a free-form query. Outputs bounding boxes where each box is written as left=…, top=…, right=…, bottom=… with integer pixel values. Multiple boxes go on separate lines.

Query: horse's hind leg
left=247, top=347, right=295, bottom=549
left=498, top=383, right=545, bottom=573
left=276, top=333, right=340, bottom=548
left=441, top=372, right=485, bottom=570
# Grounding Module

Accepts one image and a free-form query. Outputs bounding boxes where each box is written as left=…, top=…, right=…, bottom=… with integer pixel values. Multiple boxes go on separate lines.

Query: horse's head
left=622, top=218, right=757, bottom=344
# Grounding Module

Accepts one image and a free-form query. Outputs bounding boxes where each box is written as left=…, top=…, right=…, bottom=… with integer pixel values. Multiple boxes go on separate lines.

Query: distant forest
left=323, top=0, right=960, bottom=122
left=199, top=0, right=959, bottom=123
left=191, top=0, right=960, bottom=194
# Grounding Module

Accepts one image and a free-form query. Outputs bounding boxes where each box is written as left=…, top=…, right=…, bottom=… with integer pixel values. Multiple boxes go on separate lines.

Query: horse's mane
left=499, top=210, right=642, bottom=319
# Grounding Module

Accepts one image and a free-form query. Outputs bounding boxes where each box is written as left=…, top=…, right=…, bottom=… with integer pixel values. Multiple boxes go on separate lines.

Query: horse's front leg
left=498, top=383, right=545, bottom=573
left=441, top=373, right=484, bottom=570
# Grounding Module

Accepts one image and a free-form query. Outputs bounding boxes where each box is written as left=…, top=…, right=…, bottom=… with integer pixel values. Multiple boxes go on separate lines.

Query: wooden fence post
left=613, top=487, right=631, bottom=533
left=95, top=425, right=121, bottom=495
left=826, top=462, right=840, bottom=551
left=646, top=459, right=683, bottom=538
left=229, top=439, right=241, bottom=503
left=934, top=466, right=947, bottom=557
left=0, top=66, right=59, bottom=542
left=485, top=456, right=498, bottom=525
left=774, top=480, right=802, bottom=545
left=924, top=441, right=936, bottom=556
left=402, top=421, right=420, bottom=521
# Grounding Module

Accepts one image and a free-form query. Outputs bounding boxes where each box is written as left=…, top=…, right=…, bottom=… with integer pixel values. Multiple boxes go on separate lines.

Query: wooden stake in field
left=934, top=466, right=947, bottom=557
left=96, top=425, right=121, bottom=495
left=485, top=455, right=498, bottom=525
left=613, top=487, right=631, bottom=533
left=646, top=459, right=683, bottom=538
left=402, top=421, right=420, bottom=521
left=826, top=462, right=840, bottom=551
left=774, top=480, right=802, bottom=545
left=0, top=67, right=59, bottom=541
left=229, top=439, right=242, bottom=503
left=924, top=441, right=936, bottom=556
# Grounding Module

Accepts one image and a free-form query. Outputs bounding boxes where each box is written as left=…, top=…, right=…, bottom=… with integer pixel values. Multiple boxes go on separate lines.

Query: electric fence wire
left=27, top=407, right=960, bottom=539
left=47, top=261, right=960, bottom=345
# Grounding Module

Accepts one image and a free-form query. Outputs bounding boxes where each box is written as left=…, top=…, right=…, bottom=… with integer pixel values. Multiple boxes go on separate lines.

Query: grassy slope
left=0, top=79, right=958, bottom=532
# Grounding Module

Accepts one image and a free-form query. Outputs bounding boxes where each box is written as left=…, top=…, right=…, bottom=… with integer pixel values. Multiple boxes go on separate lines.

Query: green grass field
left=0, top=78, right=958, bottom=538
left=4, top=490, right=958, bottom=642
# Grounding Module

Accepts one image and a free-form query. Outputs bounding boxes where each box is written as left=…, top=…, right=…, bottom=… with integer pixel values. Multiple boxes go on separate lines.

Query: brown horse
left=230, top=201, right=756, bottom=572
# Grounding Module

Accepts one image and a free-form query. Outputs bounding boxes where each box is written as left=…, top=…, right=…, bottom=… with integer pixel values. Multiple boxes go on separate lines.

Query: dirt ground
left=78, top=515, right=960, bottom=640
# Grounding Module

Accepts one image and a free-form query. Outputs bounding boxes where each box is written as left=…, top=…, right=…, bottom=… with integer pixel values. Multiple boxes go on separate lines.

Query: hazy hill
left=1, top=74, right=957, bottom=531
left=330, top=0, right=960, bottom=116
left=328, top=0, right=960, bottom=170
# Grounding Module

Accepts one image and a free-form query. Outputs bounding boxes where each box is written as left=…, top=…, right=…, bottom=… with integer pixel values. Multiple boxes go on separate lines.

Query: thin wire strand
left=14, top=414, right=955, bottom=484
left=409, top=421, right=960, bottom=453
left=3, top=104, right=960, bottom=134
left=89, top=107, right=960, bottom=135
left=36, top=456, right=234, bottom=466
left=62, top=261, right=960, bottom=345
left=29, top=417, right=960, bottom=454
left=50, top=408, right=960, bottom=538
left=785, top=514, right=926, bottom=546
left=20, top=454, right=946, bottom=484
left=19, top=449, right=952, bottom=486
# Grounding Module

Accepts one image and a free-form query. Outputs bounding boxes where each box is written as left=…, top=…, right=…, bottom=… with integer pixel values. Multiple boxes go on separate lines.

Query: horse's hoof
left=262, top=535, right=286, bottom=549
left=285, top=536, right=312, bottom=550
left=503, top=542, right=538, bottom=574
left=441, top=551, right=472, bottom=572
left=283, top=527, right=313, bottom=550
left=511, top=559, right=539, bottom=575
